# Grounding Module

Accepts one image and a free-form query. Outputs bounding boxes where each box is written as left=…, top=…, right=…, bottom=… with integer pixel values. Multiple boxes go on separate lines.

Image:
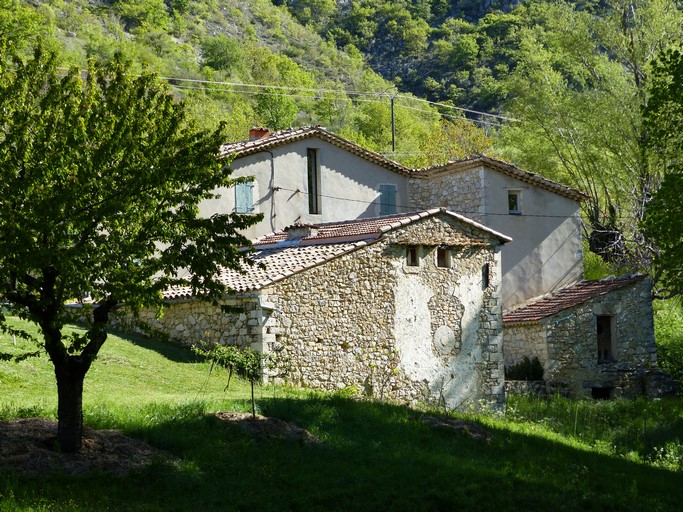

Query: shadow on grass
left=2, top=397, right=682, bottom=512
left=108, top=328, right=202, bottom=364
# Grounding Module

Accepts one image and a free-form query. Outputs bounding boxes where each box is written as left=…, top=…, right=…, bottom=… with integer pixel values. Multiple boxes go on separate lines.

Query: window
left=597, top=315, right=617, bottom=363
left=406, top=245, right=419, bottom=267
left=436, top=247, right=451, bottom=268
left=307, top=148, right=321, bottom=214
left=482, top=263, right=490, bottom=289
left=235, top=180, right=254, bottom=213
left=508, top=190, right=522, bottom=215
left=379, top=184, right=397, bottom=215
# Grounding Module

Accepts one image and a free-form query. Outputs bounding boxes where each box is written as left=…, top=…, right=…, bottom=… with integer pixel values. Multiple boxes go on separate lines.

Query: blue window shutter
left=380, top=184, right=397, bottom=215
left=236, top=182, right=254, bottom=213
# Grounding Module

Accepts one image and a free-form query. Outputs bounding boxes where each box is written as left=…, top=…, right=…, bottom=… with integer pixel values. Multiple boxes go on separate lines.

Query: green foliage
left=653, top=299, right=683, bottom=382
left=505, top=394, right=683, bottom=472
left=643, top=47, right=683, bottom=299
left=505, top=356, right=544, bottom=381
left=113, top=0, right=171, bottom=32
left=0, top=40, right=260, bottom=451
left=201, top=34, right=246, bottom=73
left=193, top=343, right=274, bottom=417
left=498, top=0, right=683, bottom=275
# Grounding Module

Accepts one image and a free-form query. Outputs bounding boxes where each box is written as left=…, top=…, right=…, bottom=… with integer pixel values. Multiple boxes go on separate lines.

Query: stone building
left=122, top=126, right=661, bottom=402
left=503, top=275, right=659, bottom=398
left=131, top=209, right=512, bottom=410
left=213, top=126, right=588, bottom=310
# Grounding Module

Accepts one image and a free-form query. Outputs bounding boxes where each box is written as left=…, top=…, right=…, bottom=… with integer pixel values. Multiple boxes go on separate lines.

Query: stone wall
left=259, top=215, right=506, bottom=410
left=504, top=279, right=657, bottom=398
left=114, top=295, right=266, bottom=350
left=504, top=322, right=547, bottom=368
left=121, top=214, right=507, bottom=411
left=409, top=168, right=484, bottom=221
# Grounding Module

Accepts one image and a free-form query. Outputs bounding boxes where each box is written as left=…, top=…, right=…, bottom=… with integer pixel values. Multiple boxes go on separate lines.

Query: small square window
left=508, top=190, right=522, bottom=215
left=436, top=247, right=451, bottom=268
left=406, top=246, right=419, bottom=267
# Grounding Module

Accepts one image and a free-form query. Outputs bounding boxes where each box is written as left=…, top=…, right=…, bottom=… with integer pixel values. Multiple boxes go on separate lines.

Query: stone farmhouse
left=126, top=126, right=660, bottom=403
left=134, top=209, right=511, bottom=410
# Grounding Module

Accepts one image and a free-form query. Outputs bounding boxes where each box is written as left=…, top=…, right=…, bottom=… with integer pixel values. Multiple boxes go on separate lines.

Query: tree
left=642, top=48, right=683, bottom=298
left=0, top=43, right=261, bottom=453
left=499, top=0, right=683, bottom=272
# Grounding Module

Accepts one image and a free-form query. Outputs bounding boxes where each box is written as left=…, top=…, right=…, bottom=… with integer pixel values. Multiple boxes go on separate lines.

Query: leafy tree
left=642, top=47, right=683, bottom=298
left=0, top=0, right=53, bottom=50
left=201, top=35, right=246, bottom=74
left=499, top=0, right=683, bottom=272
left=194, top=343, right=275, bottom=418
left=0, top=43, right=260, bottom=453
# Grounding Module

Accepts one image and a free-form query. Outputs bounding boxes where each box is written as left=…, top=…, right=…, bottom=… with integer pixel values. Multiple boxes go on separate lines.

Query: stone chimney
left=286, top=223, right=318, bottom=240
left=249, top=126, right=271, bottom=140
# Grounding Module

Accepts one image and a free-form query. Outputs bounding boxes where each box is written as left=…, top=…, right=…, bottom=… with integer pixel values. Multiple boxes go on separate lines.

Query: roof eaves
left=412, top=156, right=589, bottom=203
left=221, top=126, right=411, bottom=176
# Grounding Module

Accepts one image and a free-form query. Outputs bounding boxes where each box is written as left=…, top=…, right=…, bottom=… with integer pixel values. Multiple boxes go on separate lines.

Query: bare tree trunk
left=54, top=360, right=87, bottom=453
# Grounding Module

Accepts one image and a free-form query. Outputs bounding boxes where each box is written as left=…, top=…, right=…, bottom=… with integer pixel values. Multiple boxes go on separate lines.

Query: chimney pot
left=249, top=127, right=271, bottom=140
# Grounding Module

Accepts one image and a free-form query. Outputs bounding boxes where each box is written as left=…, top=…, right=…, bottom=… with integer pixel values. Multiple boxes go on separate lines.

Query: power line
left=272, top=186, right=581, bottom=220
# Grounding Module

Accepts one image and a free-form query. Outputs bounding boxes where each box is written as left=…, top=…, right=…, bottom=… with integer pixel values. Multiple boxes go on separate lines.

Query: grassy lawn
left=1, top=318, right=682, bottom=511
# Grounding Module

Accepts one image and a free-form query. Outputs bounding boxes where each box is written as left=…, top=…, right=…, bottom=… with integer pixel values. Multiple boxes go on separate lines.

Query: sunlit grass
left=1, top=316, right=682, bottom=511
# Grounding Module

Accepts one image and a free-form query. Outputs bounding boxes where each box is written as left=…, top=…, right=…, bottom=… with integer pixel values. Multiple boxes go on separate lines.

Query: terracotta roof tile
left=252, top=208, right=511, bottom=247
left=163, top=242, right=365, bottom=299
left=503, top=275, right=647, bottom=325
left=221, top=128, right=587, bottom=202
left=412, top=155, right=589, bottom=203
left=163, top=209, right=511, bottom=300
left=220, top=125, right=411, bottom=176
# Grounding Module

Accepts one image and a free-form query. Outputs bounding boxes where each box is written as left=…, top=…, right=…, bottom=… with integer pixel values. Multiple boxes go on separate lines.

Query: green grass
left=1, top=318, right=682, bottom=511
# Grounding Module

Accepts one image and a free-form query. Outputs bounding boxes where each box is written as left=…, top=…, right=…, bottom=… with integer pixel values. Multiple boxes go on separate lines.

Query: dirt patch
left=214, top=412, right=322, bottom=445
left=0, top=414, right=320, bottom=477
left=0, top=418, right=170, bottom=477
left=419, top=414, right=492, bottom=442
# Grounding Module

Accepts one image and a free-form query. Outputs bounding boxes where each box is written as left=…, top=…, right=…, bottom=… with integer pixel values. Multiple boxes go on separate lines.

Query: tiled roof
left=412, top=155, right=589, bottom=203
left=502, top=275, right=647, bottom=325
left=219, top=125, right=411, bottom=176
left=163, top=208, right=511, bottom=300
left=163, top=242, right=364, bottom=299
left=252, top=208, right=511, bottom=247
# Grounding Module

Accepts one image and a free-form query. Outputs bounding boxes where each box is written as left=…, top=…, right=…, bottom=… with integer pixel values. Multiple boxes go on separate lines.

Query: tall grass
left=504, top=394, right=683, bottom=471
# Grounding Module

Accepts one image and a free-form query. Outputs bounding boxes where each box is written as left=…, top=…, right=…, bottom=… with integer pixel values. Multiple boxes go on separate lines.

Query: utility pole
left=381, top=88, right=399, bottom=154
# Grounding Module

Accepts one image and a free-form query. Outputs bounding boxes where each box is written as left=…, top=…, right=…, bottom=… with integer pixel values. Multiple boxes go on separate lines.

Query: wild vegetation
left=0, top=2, right=682, bottom=504
left=0, top=319, right=681, bottom=511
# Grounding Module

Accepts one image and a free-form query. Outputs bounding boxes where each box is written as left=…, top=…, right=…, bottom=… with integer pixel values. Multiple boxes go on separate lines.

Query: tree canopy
left=642, top=48, right=683, bottom=298
left=0, top=41, right=260, bottom=452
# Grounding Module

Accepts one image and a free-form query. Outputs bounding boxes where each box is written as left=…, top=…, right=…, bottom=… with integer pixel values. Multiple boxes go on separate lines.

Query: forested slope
left=5, top=0, right=683, bottom=284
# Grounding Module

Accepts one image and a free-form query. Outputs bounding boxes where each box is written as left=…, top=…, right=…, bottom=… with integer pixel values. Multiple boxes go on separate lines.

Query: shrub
left=505, top=356, right=544, bottom=381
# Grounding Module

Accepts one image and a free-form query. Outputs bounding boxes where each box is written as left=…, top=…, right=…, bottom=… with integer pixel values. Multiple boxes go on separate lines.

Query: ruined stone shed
left=503, top=275, right=658, bottom=398
left=132, top=209, right=512, bottom=410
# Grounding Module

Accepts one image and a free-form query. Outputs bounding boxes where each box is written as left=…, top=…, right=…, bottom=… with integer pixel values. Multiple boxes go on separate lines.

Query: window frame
left=379, top=183, right=398, bottom=215
left=235, top=179, right=255, bottom=214
left=596, top=315, right=617, bottom=364
left=307, top=148, right=321, bottom=214
left=436, top=246, right=451, bottom=268
left=406, top=245, right=420, bottom=267
left=508, top=189, right=523, bottom=215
